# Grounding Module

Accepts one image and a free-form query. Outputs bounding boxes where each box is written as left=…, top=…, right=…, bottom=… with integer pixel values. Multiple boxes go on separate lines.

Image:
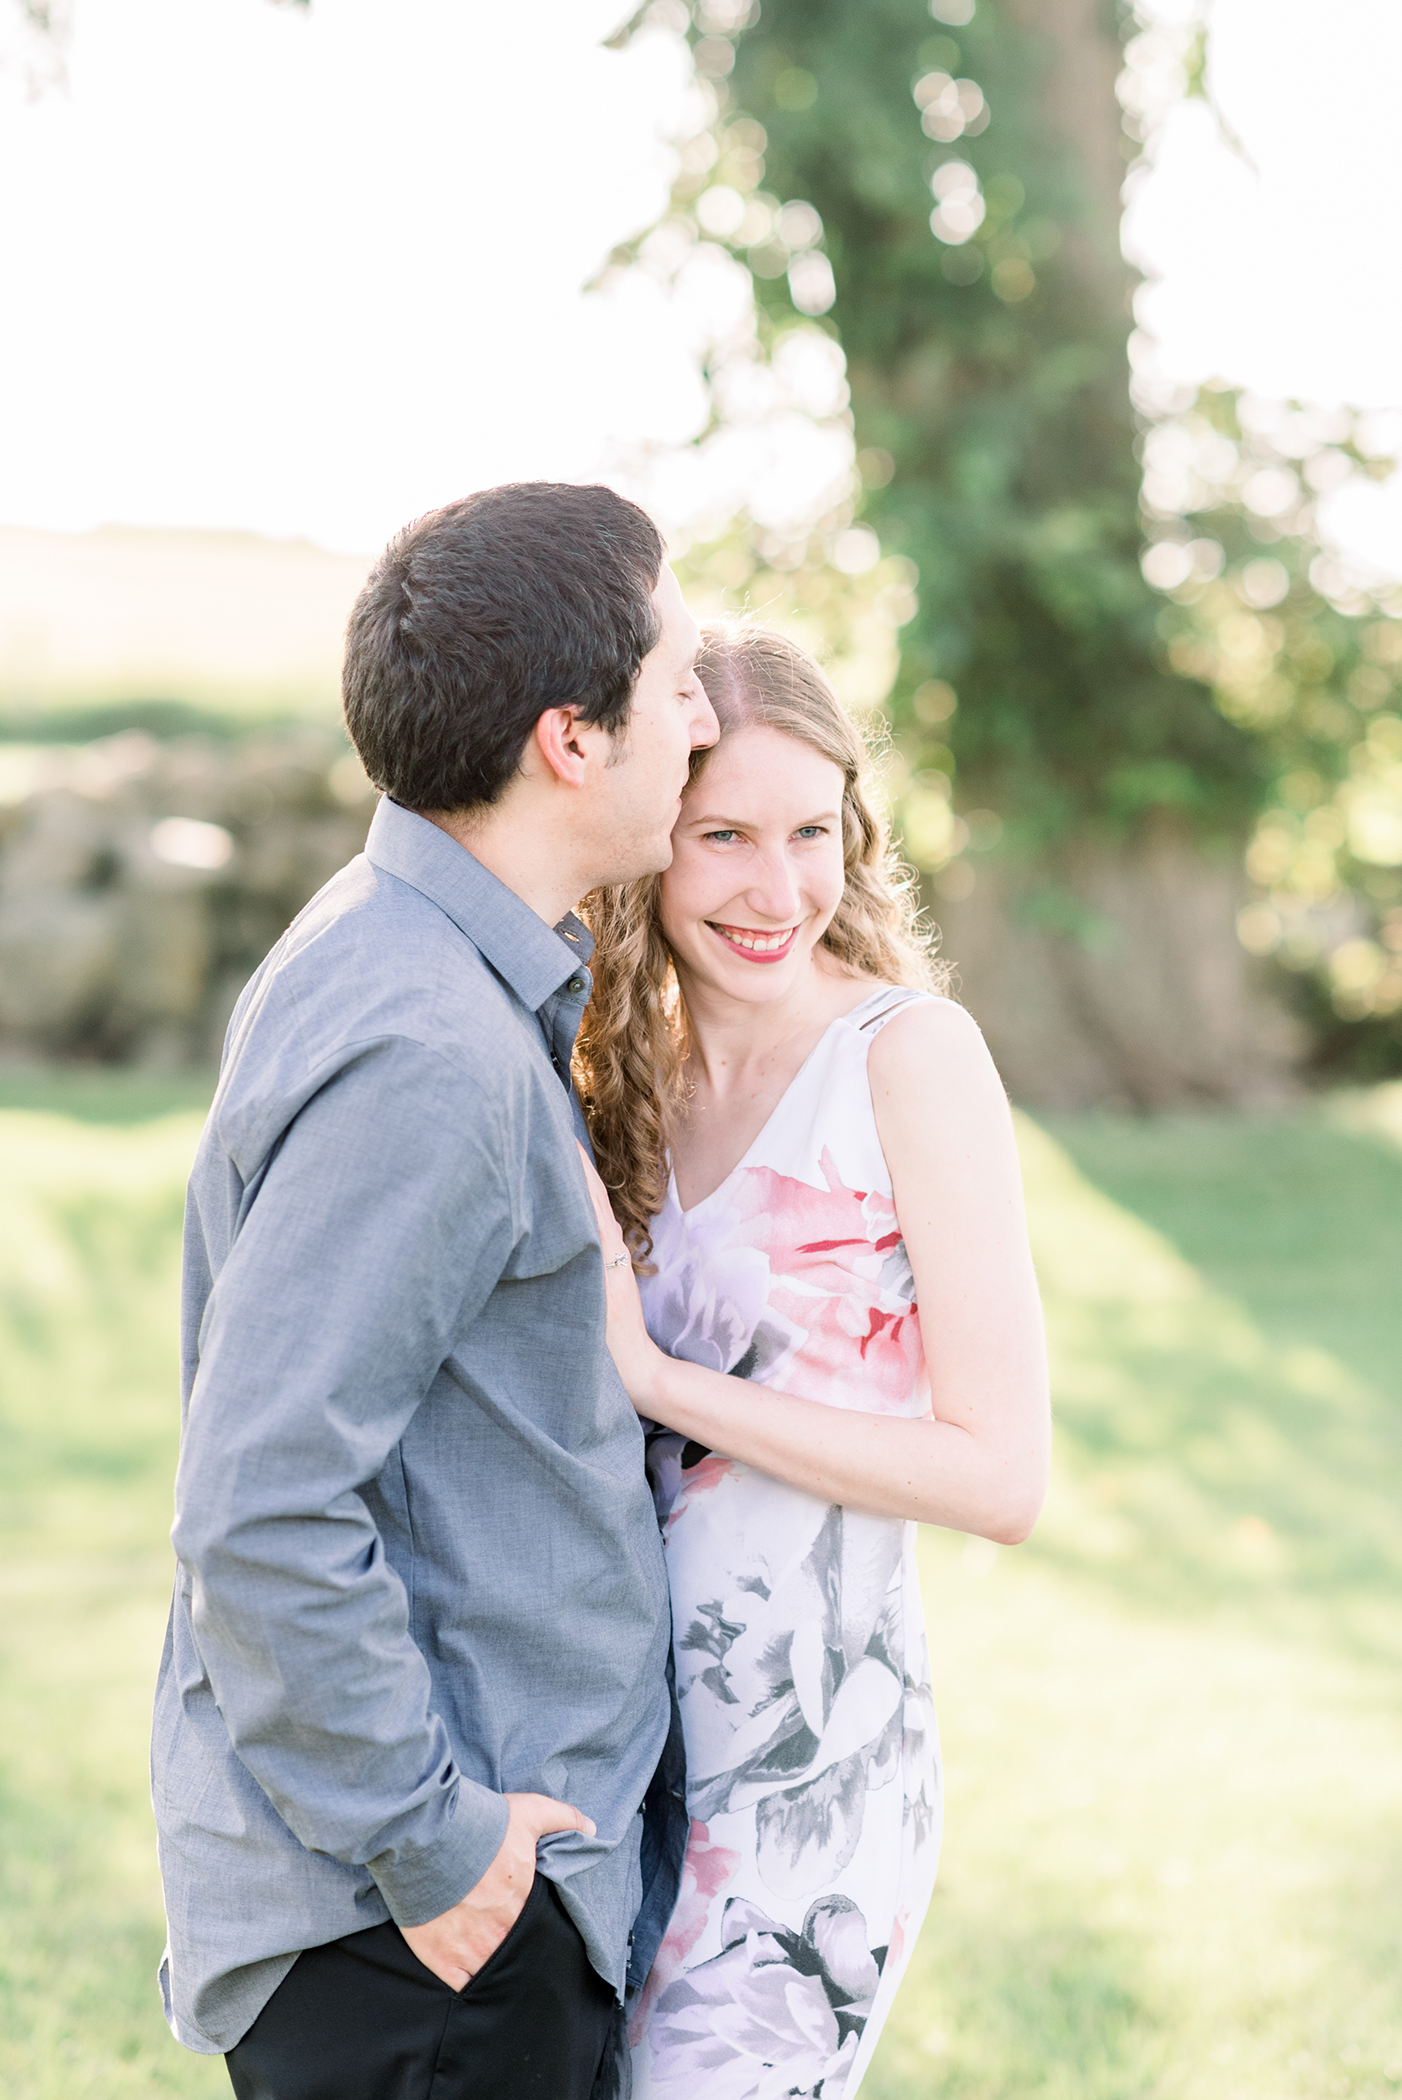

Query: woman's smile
left=705, top=920, right=800, bottom=963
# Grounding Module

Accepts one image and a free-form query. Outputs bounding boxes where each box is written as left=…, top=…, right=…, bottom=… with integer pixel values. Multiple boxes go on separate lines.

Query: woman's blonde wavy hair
left=574, top=622, right=949, bottom=1265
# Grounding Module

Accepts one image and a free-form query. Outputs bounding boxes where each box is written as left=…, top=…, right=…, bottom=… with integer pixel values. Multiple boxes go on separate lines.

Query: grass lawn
left=1, top=1069, right=1399, bottom=2098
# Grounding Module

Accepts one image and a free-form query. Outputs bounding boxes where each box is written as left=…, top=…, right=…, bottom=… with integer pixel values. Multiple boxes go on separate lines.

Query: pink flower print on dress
left=726, top=1150, right=923, bottom=1413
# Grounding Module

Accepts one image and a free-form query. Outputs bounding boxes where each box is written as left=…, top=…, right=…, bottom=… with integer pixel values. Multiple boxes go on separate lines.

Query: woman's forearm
left=649, top=1351, right=1046, bottom=1544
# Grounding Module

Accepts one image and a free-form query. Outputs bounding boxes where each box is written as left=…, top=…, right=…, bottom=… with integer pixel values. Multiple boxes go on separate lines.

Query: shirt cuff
left=367, top=1779, right=512, bottom=1929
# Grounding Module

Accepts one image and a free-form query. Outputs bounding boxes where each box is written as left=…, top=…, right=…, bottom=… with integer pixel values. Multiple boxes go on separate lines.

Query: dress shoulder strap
left=849, top=985, right=934, bottom=1037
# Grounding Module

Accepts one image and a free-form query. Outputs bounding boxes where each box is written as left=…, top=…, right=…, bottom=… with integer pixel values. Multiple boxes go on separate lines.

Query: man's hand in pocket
left=401, top=1792, right=595, bottom=1990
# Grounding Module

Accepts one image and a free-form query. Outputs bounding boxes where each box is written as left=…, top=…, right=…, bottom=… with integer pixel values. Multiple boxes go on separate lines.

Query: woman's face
left=659, top=723, right=849, bottom=1006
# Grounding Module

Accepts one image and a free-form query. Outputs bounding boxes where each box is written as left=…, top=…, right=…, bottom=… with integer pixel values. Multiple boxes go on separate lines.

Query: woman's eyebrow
left=688, top=808, right=841, bottom=827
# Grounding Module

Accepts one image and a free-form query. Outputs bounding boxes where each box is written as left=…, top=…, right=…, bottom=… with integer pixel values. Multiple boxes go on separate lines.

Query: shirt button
left=567, top=975, right=587, bottom=996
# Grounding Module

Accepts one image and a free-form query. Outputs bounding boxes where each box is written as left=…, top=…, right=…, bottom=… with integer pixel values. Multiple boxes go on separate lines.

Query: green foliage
left=623, top=0, right=1265, bottom=849
left=1135, top=382, right=1402, bottom=1070
left=4, top=1076, right=1402, bottom=2094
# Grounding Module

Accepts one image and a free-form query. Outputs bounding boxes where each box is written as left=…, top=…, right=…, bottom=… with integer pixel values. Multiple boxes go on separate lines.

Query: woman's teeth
left=712, top=924, right=796, bottom=953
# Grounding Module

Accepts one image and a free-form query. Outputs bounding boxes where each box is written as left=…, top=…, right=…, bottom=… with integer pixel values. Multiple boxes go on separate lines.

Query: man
left=151, top=482, right=719, bottom=2100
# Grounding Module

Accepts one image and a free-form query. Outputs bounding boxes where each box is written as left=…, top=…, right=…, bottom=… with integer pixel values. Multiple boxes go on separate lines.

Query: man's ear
left=531, top=706, right=599, bottom=789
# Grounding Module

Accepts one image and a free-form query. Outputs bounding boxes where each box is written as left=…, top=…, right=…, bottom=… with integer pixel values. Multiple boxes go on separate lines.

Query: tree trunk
left=930, top=822, right=1304, bottom=1109
left=923, top=5, right=1300, bottom=1107
left=998, top=0, right=1130, bottom=302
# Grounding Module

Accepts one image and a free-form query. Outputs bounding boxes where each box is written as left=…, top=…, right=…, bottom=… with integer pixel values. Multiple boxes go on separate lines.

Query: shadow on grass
left=1043, top=1108, right=1402, bottom=1407
left=1018, top=1111, right=1402, bottom=1645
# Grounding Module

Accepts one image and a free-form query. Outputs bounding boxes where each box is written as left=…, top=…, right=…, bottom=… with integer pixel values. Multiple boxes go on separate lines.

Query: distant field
left=1, top=1073, right=1399, bottom=2099
left=0, top=523, right=365, bottom=725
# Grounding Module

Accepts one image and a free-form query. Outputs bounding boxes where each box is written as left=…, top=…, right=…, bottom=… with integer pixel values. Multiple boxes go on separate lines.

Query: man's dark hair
left=343, top=482, right=665, bottom=813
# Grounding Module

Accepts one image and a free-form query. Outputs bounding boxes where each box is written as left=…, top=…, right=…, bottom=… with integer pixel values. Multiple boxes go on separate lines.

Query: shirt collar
left=363, top=798, right=593, bottom=1012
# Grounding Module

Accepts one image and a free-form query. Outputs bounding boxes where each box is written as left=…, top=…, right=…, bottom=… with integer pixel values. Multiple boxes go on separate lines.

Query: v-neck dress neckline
left=669, top=983, right=916, bottom=1220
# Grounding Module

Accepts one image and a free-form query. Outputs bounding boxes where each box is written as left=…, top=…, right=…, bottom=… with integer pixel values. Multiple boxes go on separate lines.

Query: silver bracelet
left=605, top=1253, right=630, bottom=1269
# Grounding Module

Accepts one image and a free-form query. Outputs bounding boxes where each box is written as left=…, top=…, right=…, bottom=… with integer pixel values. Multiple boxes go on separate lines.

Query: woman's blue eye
left=706, top=829, right=737, bottom=844
left=795, top=825, right=824, bottom=839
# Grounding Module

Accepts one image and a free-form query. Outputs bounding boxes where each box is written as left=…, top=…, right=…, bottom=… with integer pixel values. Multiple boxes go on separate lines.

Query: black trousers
left=225, top=1875, right=619, bottom=2100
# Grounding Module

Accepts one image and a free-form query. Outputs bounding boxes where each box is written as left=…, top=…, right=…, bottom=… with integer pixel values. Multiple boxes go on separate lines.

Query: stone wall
left=0, top=730, right=1307, bottom=1104
left=0, top=731, right=375, bottom=1066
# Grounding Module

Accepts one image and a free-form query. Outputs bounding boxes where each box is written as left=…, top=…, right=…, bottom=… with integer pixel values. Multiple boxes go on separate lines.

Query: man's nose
left=689, top=681, right=720, bottom=749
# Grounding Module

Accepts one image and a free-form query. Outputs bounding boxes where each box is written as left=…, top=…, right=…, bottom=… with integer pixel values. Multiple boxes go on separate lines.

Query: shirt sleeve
left=171, top=1035, right=514, bottom=1928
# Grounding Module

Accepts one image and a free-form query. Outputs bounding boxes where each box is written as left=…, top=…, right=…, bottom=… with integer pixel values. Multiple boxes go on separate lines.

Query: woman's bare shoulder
left=867, top=991, right=990, bottom=1062
left=866, top=993, right=1007, bottom=1117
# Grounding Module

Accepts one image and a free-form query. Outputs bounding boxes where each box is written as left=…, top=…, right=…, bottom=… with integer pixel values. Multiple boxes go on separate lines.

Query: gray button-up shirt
left=152, top=798, right=673, bottom=2054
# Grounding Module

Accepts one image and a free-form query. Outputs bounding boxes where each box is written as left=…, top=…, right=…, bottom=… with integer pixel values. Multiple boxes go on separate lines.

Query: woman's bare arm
left=866, top=998, right=1049, bottom=1538
left=580, top=1001, right=1050, bottom=1543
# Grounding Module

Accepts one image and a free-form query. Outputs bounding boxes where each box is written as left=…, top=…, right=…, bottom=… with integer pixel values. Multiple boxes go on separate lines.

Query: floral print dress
left=630, top=986, right=942, bottom=2100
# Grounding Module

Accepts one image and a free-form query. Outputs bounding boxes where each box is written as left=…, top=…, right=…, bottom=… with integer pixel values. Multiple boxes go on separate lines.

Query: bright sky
left=1, top=0, right=1400, bottom=567
left=1126, top=0, right=1402, bottom=580
left=0, top=0, right=698, bottom=551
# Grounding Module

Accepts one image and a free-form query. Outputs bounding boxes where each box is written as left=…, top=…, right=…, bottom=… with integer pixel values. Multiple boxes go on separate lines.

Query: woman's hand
left=576, top=1145, right=667, bottom=1414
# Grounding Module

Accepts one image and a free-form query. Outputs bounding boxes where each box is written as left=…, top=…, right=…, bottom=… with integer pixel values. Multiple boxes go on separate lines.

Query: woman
left=574, top=626, right=1050, bottom=2100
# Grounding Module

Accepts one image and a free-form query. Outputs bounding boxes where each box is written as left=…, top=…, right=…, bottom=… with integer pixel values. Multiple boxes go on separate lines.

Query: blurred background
left=2, top=1, right=1400, bottom=2096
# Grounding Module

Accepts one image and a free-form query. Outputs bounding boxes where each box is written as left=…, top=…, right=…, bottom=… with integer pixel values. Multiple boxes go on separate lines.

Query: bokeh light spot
left=930, top=160, right=985, bottom=246
left=1238, top=557, right=1291, bottom=609
left=787, top=250, right=835, bottom=315
left=991, top=257, right=1034, bottom=302
left=831, top=525, right=881, bottom=575
left=695, top=0, right=756, bottom=29
left=1142, top=541, right=1194, bottom=591
left=931, top=158, right=979, bottom=202
left=696, top=185, right=746, bottom=238
left=1237, top=904, right=1282, bottom=955
left=693, top=36, right=735, bottom=77
left=857, top=447, right=895, bottom=488
left=149, top=818, right=234, bottom=871
left=913, top=679, right=958, bottom=725
left=914, top=70, right=954, bottom=110
left=1242, top=466, right=1300, bottom=519
left=776, top=200, right=823, bottom=251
